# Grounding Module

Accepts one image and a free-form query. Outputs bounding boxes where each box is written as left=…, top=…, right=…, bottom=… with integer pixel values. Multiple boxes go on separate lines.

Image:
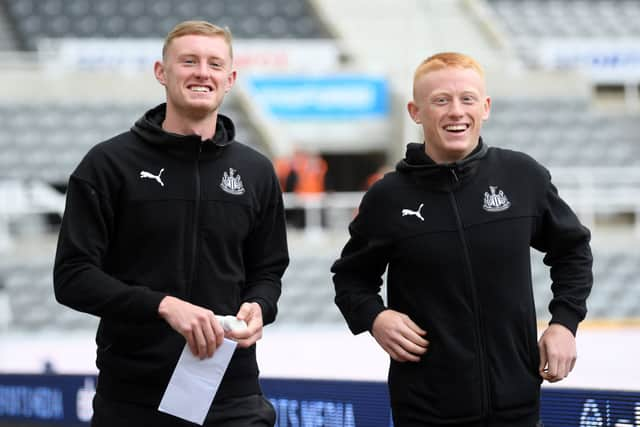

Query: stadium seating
left=489, top=0, right=640, bottom=38
left=1, top=261, right=99, bottom=331
left=481, top=98, right=640, bottom=167
left=487, top=0, right=640, bottom=66
left=2, top=97, right=635, bottom=185
left=276, top=251, right=344, bottom=326
left=0, top=280, right=10, bottom=331
left=0, top=99, right=263, bottom=184
left=1, top=248, right=637, bottom=334
left=541, top=249, right=640, bottom=320
left=2, top=0, right=331, bottom=51
left=278, top=249, right=640, bottom=325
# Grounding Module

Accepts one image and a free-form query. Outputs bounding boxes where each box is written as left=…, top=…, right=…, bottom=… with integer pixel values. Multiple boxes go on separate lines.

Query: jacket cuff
left=150, top=292, right=170, bottom=320
left=355, top=300, right=386, bottom=334
left=245, top=297, right=275, bottom=325
left=549, top=305, right=581, bottom=336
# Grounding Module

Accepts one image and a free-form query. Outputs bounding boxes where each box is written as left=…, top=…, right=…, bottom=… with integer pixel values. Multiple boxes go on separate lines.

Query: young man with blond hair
left=332, top=52, right=593, bottom=426
left=54, top=20, right=288, bottom=426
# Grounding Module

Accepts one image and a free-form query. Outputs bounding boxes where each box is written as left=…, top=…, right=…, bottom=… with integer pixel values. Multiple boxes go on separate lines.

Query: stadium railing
left=282, top=166, right=640, bottom=236
left=1, top=165, right=639, bottom=251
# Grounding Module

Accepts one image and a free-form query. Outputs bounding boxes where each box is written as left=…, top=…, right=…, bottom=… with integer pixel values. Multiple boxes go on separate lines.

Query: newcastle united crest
left=220, top=168, right=245, bottom=195
left=483, top=185, right=510, bottom=212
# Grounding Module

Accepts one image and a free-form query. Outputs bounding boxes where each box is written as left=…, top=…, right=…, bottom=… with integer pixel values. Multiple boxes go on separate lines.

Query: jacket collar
left=396, top=139, right=488, bottom=191
left=131, top=103, right=235, bottom=157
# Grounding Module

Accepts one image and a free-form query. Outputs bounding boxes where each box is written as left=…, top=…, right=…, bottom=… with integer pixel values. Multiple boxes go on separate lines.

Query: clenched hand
left=538, top=323, right=577, bottom=382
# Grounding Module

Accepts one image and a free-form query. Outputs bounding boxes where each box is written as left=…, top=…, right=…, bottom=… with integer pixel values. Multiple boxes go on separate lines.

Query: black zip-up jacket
left=331, top=141, right=592, bottom=425
left=54, top=104, right=289, bottom=406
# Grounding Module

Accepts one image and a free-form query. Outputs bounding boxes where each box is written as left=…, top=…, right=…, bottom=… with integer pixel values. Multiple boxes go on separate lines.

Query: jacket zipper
left=448, top=167, right=491, bottom=417
left=187, top=142, right=203, bottom=297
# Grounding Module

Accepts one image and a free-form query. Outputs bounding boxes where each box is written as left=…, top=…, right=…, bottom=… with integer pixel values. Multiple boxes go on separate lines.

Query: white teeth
left=190, top=86, right=210, bottom=92
left=445, top=124, right=468, bottom=131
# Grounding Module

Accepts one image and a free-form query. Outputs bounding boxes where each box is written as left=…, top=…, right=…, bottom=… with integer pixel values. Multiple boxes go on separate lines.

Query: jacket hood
left=396, top=139, right=488, bottom=190
left=131, top=103, right=236, bottom=151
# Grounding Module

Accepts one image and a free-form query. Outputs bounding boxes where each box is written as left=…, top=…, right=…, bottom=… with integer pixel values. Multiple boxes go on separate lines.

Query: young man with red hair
left=332, top=52, right=593, bottom=426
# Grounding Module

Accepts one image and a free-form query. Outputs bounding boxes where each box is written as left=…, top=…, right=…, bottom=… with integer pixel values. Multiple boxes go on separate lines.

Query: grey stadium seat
left=3, top=0, right=332, bottom=51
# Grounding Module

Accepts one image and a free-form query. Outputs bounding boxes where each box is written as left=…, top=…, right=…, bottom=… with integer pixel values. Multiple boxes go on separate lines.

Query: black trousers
left=92, top=392, right=276, bottom=427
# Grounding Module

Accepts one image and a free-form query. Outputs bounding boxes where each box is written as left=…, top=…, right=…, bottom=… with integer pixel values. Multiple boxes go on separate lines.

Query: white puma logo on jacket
left=140, top=168, right=164, bottom=187
left=402, top=203, right=424, bottom=221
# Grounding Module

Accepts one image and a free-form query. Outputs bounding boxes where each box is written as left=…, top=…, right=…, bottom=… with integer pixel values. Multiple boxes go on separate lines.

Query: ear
left=224, top=69, right=237, bottom=93
left=482, top=96, right=491, bottom=121
left=154, top=60, right=166, bottom=86
left=407, top=100, right=421, bottom=124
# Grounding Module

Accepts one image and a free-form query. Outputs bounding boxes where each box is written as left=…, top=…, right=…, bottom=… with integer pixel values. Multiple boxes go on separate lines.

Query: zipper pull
left=450, top=168, right=459, bottom=182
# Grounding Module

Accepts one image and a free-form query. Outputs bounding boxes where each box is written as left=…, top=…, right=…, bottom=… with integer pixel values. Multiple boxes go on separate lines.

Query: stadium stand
left=276, top=250, right=343, bottom=326
left=0, top=277, right=10, bottom=332
left=481, top=97, right=640, bottom=167
left=0, top=97, right=263, bottom=184
left=1, top=247, right=638, bottom=333
left=2, top=261, right=98, bottom=332
left=489, top=0, right=640, bottom=39
left=2, top=0, right=331, bottom=51
left=531, top=250, right=640, bottom=322
left=487, top=0, right=640, bottom=66
left=315, top=0, right=520, bottom=83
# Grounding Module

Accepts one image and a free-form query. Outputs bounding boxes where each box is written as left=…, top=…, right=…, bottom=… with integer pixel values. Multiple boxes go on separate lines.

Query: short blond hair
left=413, top=52, right=484, bottom=98
left=162, top=20, right=233, bottom=60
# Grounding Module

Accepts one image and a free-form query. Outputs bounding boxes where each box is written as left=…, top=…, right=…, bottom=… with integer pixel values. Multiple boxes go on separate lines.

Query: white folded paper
left=215, top=315, right=248, bottom=332
left=158, top=339, right=237, bottom=425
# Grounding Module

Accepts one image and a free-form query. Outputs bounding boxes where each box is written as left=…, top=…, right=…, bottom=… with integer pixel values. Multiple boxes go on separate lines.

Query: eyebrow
left=430, top=90, right=480, bottom=98
left=176, top=53, right=226, bottom=62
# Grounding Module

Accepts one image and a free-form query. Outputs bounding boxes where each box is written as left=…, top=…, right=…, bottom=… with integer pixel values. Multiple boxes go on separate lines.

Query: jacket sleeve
left=331, top=189, right=390, bottom=335
left=241, top=170, right=289, bottom=326
left=531, top=173, right=593, bottom=335
left=53, top=174, right=167, bottom=323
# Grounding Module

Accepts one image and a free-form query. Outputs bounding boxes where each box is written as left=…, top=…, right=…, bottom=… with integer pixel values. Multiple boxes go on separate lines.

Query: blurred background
left=0, top=0, right=639, bottom=424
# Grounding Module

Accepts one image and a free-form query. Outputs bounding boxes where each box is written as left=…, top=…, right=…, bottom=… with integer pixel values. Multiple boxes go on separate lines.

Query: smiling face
left=408, top=66, right=490, bottom=164
left=154, top=33, right=236, bottom=121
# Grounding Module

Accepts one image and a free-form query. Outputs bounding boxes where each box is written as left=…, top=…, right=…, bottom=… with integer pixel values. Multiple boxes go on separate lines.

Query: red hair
left=413, top=52, right=485, bottom=98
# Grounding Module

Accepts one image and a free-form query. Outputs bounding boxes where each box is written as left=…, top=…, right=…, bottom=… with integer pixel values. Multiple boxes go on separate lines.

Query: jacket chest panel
left=114, top=159, right=257, bottom=247
left=384, top=179, right=537, bottom=285
left=453, top=162, right=541, bottom=228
